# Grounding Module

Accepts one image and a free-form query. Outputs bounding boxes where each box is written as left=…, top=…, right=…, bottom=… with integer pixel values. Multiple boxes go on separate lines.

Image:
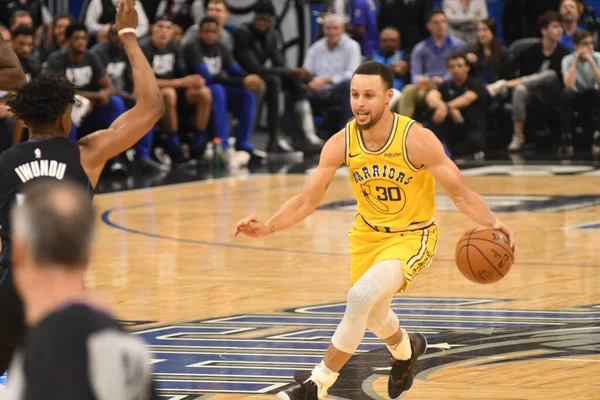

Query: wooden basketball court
left=89, top=166, right=600, bottom=399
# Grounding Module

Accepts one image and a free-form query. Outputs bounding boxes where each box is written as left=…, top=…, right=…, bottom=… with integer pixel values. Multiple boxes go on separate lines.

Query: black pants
left=307, top=79, right=353, bottom=131
left=561, top=88, right=600, bottom=135
left=431, top=117, right=486, bottom=157
left=0, top=266, right=25, bottom=374
left=262, top=75, right=307, bottom=141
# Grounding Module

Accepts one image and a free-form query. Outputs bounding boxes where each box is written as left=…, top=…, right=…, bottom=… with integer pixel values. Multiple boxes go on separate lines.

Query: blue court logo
left=132, top=297, right=600, bottom=399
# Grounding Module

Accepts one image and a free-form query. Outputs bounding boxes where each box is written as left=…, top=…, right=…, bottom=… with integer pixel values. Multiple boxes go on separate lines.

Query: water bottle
left=212, top=137, right=224, bottom=171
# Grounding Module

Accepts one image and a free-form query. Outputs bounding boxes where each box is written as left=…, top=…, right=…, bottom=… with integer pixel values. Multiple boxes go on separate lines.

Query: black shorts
left=0, top=265, right=26, bottom=373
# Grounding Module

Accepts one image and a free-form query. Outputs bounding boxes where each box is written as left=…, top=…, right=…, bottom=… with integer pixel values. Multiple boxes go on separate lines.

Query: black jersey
left=0, top=138, right=90, bottom=267
left=5, top=303, right=159, bottom=399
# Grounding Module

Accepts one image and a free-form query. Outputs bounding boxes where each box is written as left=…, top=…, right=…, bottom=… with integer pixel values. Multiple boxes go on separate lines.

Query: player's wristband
left=118, top=28, right=136, bottom=36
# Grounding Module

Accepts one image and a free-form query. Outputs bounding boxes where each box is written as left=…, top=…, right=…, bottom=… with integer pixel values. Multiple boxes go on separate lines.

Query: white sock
left=308, top=361, right=339, bottom=398
left=387, top=329, right=412, bottom=360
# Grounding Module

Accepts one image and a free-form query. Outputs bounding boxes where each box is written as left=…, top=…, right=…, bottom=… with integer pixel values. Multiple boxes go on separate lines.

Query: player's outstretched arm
left=234, top=131, right=346, bottom=238
left=406, top=124, right=517, bottom=254
left=79, top=0, right=164, bottom=188
left=0, top=33, right=26, bottom=91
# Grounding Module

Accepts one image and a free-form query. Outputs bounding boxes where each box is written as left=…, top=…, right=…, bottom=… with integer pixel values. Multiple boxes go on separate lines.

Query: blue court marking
left=138, top=336, right=381, bottom=351
left=137, top=326, right=257, bottom=337
left=0, top=372, right=5, bottom=386
left=154, top=380, right=285, bottom=393
left=571, top=222, right=600, bottom=230
left=150, top=352, right=325, bottom=366
left=99, top=184, right=600, bottom=268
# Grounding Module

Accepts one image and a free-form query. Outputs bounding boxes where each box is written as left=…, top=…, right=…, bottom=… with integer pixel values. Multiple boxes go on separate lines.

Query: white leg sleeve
left=331, top=259, right=405, bottom=354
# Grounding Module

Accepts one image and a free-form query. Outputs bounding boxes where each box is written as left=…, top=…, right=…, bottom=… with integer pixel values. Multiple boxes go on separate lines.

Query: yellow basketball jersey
left=345, top=113, right=436, bottom=229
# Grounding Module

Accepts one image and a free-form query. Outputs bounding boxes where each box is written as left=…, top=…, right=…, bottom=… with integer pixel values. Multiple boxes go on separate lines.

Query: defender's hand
left=116, top=0, right=138, bottom=32
left=234, top=215, right=271, bottom=238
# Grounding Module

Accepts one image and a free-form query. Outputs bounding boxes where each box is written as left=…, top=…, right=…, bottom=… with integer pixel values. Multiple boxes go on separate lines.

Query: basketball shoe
left=388, top=333, right=428, bottom=399
left=277, top=372, right=318, bottom=400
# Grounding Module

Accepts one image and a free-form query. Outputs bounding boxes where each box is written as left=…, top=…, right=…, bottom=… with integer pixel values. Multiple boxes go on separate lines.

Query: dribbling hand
left=234, top=215, right=271, bottom=238
left=116, top=0, right=138, bottom=32
left=476, top=220, right=517, bottom=256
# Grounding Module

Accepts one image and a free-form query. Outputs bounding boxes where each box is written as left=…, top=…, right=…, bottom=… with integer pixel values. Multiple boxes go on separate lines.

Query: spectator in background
left=44, top=23, right=128, bottom=175
left=9, top=11, right=33, bottom=30
left=11, top=26, right=40, bottom=82
left=487, top=11, right=569, bottom=152
left=467, top=18, right=512, bottom=84
left=378, top=0, right=433, bottom=54
left=0, top=0, right=52, bottom=31
left=399, top=9, right=467, bottom=119
left=345, top=0, right=379, bottom=58
left=301, top=13, right=361, bottom=132
left=10, top=26, right=41, bottom=144
left=183, top=17, right=265, bottom=165
left=443, top=0, right=488, bottom=47
left=91, top=25, right=167, bottom=174
left=371, top=27, right=409, bottom=110
left=502, top=0, right=560, bottom=45
left=560, top=0, right=585, bottom=51
left=183, top=0, right=232, bottom=52
left=426, top=52, right=487, bottom=159
left=83, top=0, right=149, bottom=40
left=172, top=23, right=184, bottom=45
left=561, top=29, right=600, bottom=156
left=140, top=16, right=212, bottom=166
left=39, top=14, right=73, bottom=63
left=156, top=0, right=205, bottom=31
left=233, top=1, right=322, bottom=155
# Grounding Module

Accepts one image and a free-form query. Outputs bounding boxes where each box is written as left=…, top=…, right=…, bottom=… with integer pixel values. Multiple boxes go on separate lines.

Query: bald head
left=11, top=179, right=94, bottom=269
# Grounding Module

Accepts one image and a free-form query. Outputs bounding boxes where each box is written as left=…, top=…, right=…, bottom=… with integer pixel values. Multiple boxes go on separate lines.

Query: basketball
left=454, top=228, right=514, bottom=284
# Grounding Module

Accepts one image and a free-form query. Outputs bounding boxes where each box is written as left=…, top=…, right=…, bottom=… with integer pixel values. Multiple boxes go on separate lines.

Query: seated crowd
left=1, top=0, right=599, bottom=180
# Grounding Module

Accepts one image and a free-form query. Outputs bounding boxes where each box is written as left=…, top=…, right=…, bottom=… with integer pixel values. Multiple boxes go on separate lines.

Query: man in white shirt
left=300, top=13, right=362, bottom=132
left=561, top=29, right=600, bottom=157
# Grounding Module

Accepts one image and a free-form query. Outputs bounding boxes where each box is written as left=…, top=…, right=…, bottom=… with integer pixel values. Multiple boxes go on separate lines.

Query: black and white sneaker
left=137, top=158, right=170, bottom=174
left=388, top=333, right=428, bottom=399
left=105, top=156, right=129, bottom=177
left=277, top=373, right=318, bottom=400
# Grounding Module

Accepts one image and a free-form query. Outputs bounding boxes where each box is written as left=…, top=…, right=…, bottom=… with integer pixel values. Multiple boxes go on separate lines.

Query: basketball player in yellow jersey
left=234, top=61, right=517, bottom=400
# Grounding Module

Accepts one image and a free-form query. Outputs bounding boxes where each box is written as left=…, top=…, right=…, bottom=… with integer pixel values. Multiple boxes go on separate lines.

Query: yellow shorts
left=348, top=215, right=440, bottom=290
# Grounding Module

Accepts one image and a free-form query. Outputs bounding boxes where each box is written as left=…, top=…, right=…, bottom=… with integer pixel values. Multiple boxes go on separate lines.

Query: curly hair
left=7, top=74, right=76, bottom=127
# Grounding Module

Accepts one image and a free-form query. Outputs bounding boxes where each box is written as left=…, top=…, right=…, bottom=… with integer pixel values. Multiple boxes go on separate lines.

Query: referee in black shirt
left=4, top=179, right=159, bottom=400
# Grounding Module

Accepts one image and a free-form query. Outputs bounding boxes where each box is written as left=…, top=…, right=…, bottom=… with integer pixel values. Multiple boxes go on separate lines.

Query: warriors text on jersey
left=345, top=113, right=436, bottom=229
left=345, top=113, right=439, bottom=287
left=0, top=138, right=90, bottom=267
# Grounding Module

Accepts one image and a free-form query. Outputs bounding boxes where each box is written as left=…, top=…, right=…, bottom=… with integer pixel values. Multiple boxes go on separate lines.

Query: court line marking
left=100, top=179, right=600, bottom=268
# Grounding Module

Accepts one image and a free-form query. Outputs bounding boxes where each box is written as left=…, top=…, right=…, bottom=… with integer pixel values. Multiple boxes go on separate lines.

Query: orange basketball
left=454, top=228, right=514, bottom=284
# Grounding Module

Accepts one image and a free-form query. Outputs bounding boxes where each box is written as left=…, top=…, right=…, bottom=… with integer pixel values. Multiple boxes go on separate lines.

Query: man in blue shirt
left=183, top=16, right=265, bottom=165
left=346, top=0, right=379, bottom=58
left=371, top=27, right=409, bottom=110
left=398, top=8, right=467, bottom=118
left=559, top=0, right=585, bottom=52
